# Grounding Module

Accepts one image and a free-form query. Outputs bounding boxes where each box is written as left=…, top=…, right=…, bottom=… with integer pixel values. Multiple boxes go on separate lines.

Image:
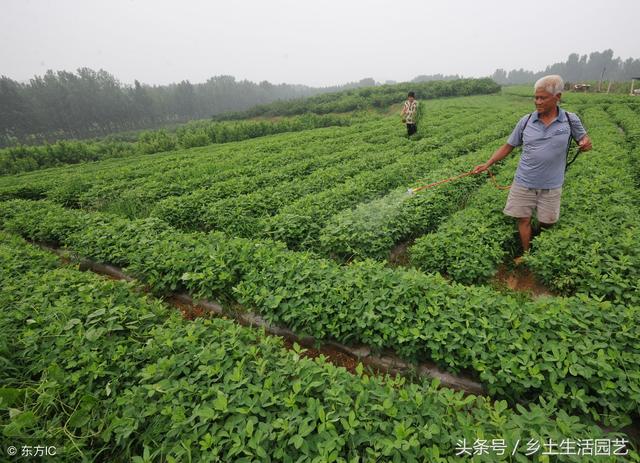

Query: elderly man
left=473, top=75, right=592, bottom=260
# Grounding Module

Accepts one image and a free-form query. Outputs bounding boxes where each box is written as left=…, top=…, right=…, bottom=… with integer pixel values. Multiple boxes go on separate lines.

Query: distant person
left=472, top=74, right=592, bottom=262
left=401, top=92, right=418, bottom=136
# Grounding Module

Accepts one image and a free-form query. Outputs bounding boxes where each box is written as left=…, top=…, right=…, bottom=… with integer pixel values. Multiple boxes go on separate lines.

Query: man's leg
left=503, top=184, right=536, bottom=259
left=517, top=217, right=533, bottom=252
left=535, top=188, right=562, bottom=237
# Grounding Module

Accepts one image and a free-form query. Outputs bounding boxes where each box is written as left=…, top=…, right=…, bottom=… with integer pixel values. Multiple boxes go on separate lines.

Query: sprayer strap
left=564, top=112, right=581, bottom=172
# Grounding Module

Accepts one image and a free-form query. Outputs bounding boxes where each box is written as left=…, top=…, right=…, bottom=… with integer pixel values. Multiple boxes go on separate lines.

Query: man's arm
left=472, top=144, right=514, bottom=174
left=568, top=112, right=591, bottom=152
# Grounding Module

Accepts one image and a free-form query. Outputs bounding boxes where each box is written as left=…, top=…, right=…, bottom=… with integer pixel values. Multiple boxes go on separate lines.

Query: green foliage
left=0, top=96, right=524, bottom=230
left=409, top=156, right=519, bottom=284
left=261, top=103, right=527, bottom=251
left=0, top=139, right=136, bottom=175
left=0, top=115, right=375, bottom=215
left=2, top=91, right=640, bottom=440
left=153, top=125, right=402, bottom=235
left=0, top=113, right=358, bottom=176
left=136, top=129, right=177, bottom=154
left=0, top=77, right=502, bottom=176
left=216, top=78, right=501, bottom=120
left=318, top=143, right=504, bottom=261
left=0, top=233, right=634, bottom=461
left=2, top=199, right=640, bottom=426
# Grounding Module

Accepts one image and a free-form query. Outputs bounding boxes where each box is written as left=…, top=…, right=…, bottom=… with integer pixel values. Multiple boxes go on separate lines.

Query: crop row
left=2, top=199, right=638, bottom=425
left=0, top=95, right=522, bottom=217
left=150, top=110, right=506, bottom=235
left=0, top=93, right=498, bottom=204
left=146, top=117, right=430, bottom=229
left=501, top=86, right=637, bottom=106
left=153, top=142, right=408, bottom=234
left=606, top=103, right=640, bottom=183
left=73, top=118, right=395, bottom=213
left=317, top=140, right=505, bottom=261
left=215, top=77, right=500, bottom=120
left=0, top=112, right=358, bottom=176
left=606, top=103, right=640, bottom=147
left=0, top=98, right=511, bottom=226
left=5, top=231, right=631, bottom=461
left=0, top=117, right=381, bottom=209
left=0, top=109, right=434, bottom=214
left=259, top=113, right=525, bottom=251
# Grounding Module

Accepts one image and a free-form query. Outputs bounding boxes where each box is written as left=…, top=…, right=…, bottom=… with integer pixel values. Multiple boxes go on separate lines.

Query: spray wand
left=407, top=168, right=514, bottom=195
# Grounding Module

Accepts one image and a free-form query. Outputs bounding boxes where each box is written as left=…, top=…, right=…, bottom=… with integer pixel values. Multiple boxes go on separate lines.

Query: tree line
left=0, top=69, right=376, bottom=148
left=491, top=49, right=640, bottom=85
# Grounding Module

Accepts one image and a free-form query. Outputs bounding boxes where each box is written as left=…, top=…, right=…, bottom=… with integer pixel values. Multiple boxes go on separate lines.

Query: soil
left=388, top=239, right=414, bottom=267
left=168, top=295, right=209, bottom=321
left=281, top=338, right=361, bottom=375
left=493, top=263, right=555, bottom=298
left=167, top=294, right=365, bottom=376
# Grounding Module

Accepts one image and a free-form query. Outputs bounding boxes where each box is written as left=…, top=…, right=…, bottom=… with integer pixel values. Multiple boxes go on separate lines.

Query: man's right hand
left=473, top=163, right=489, bottom=174
left=474, top=144, right=512, bottom=174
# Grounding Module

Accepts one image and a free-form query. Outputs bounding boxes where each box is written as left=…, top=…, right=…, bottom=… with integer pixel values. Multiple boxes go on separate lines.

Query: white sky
left=2, top=0, right=639, bottom=87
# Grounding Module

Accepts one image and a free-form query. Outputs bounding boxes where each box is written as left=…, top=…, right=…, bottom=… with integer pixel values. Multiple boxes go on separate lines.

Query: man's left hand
left=578, top=135, right=592, bottom=152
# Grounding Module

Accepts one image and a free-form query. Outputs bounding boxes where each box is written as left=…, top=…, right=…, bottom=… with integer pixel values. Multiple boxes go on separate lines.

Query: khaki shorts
left=503, top=184, right=562, bottom=224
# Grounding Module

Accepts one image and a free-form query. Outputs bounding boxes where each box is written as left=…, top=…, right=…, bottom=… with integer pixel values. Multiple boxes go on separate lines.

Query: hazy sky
left=2, top=0, right=639, bottom=87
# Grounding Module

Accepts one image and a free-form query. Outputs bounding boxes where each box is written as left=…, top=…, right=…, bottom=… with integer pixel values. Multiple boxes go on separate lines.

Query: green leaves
left=318, top=144, right=503, bottom=262
left=4, top=198, right=640, bottom=424
left=0, top=231, right=636, bottom=461
left=409, top=156, right=518, bottom=284
left=213, top=392, right=228, bottom=412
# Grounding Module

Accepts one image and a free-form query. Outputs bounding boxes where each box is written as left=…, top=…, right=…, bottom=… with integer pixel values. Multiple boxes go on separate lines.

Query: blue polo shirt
left=507, top=108, right=587, bottom=189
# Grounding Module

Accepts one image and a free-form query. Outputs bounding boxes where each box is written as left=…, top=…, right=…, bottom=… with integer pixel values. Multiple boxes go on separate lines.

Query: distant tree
left=491, top=69, right=508, bottom=85
left=0, top=76, right=32, bottom=138
left=0, top=70, right=349, bottom=146
left=494, top=49, right=640, bottom=85
left=131, top=80, right=155, bottom=125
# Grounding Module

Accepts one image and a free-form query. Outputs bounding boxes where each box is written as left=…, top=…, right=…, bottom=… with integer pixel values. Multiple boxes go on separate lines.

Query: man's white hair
left=534, top=75, right=564, bottom=95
